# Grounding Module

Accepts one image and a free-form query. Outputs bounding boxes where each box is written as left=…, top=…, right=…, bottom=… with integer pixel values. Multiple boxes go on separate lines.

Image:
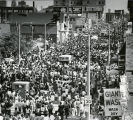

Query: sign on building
left=104, top=89, right=122, bottom=116
left=85, top=95, right=92, bottom=105
left=72, top=7, right=82, bottom=14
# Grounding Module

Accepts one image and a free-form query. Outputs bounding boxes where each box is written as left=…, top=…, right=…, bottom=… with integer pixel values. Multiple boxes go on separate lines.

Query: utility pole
left=31, top=22, right=34, bottom=40
left=108, top=25, right=111, bottom=65
left=86, top=19, right=92, bottom=120
left=87, top=34, right=91, bottom=120
left=44, top=24, right=47, bottom=51
left=18, top=24, right=21, bottom=65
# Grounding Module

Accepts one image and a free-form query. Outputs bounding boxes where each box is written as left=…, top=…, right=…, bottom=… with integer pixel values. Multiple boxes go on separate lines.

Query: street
left=0, top=0, right=132, bottom=120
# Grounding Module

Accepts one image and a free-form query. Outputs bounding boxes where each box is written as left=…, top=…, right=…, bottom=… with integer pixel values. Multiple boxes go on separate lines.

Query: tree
left=0, top=34, right=34, bottom=58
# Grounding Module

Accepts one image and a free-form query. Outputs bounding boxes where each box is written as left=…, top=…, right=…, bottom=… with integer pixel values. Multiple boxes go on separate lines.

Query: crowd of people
left=0, top=29, right=121, bottom=120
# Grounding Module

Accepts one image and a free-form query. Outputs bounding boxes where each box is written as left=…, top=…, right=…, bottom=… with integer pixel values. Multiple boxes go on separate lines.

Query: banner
left=104, top=89, right=122, bottom=116
left=59, top=55, right=72, bottom=62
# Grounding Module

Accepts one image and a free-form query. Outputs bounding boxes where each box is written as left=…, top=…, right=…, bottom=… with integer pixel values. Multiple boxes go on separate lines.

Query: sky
left=5, top=0, right=129, bottom=13
left=6, top=0, right=54, bottom=11
left=104, top=0, right=128, bottom=13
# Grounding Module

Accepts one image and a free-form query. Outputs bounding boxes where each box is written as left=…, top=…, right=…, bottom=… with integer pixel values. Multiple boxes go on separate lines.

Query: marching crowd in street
left=0, top=31, right=120, bottom=120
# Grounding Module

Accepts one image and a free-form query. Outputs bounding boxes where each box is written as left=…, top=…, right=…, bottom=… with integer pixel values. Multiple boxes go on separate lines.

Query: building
left=8, top=12, right=57, bottom=43
left=57, top=20, right=70, bottom=43
left=0, top=23, right=10, bottom=36
left=128, top=0, right=133, bottom=28
left=0, top=6, right=35, bottom=23
left=6, top=0, right=54, bottom=11
left=117, top=23, right=133, bottom=118
left=104, top=0, right=129, bottom=23
left=54, top=0, right=105, bottom=6
left=11, top=0, right=17, bottom=7
left=53, top=0, right=105, bottom=16
left=18, top=0, right=27, bottom=7
left=104, top=0, right=128, bottom=14
left=118, top=42, right=125, bottom=74
left=82, top=0, right=105, bottom=6
left=53, top=0, right=105, bottom=14
left=0, top=0, right=7, bottom=7
left=53, top=0, right=105, bottom=34
left=106, top=10, right=125, bottom=23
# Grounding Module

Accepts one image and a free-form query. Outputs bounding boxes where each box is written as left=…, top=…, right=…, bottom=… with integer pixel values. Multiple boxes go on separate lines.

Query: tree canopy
left=0, top=34, right=34, bottom=58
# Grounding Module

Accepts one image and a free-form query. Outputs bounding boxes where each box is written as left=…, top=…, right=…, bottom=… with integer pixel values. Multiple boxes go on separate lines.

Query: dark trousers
left=65, top=110, right=69, bottom=119
left=48, top=109, right=53, bottom=116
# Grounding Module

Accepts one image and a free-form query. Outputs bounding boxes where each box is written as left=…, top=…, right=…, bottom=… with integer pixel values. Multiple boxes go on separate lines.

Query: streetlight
left=18, top=23, right=21, bottom=65
left=44, top=24, right=47, bottom=51
left=30, top=22, right=34, bottom=40
left=108, top=24, right=111, bottom=65
left=87, top=33, right=91, bottom=120
left=84, top=19, right=92, bottom=120
left=18, top=22, right=33, bottom=65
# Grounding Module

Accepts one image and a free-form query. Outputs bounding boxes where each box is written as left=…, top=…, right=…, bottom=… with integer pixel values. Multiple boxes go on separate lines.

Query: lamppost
left=18, top=22, right=33, bottom=65
left=108, top=24, right=111, bottom=66
left=18, top=23, right=21, bottom=65
left=30, top=22, right=34, bottom=40
left=84, top=19, right=92, bottom=120
left=44, top=24, right=47, bottom=51
left=87, top=33, right=91, bottom=120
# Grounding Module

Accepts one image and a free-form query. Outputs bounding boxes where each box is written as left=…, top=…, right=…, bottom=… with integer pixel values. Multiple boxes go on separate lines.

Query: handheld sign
left=104, top=89, right=122, bottom=116
left=59, top=55, right=73, bottom=63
